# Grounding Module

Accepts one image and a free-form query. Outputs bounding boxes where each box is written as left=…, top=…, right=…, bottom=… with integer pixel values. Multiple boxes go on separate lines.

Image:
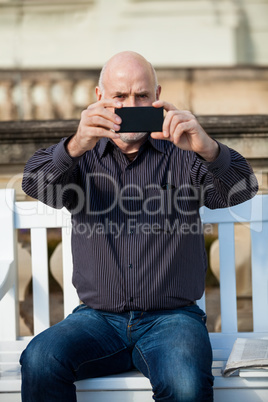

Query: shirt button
left=129, top=229, right=134, bottom=234
left=129, top=263, right=133, bottom=269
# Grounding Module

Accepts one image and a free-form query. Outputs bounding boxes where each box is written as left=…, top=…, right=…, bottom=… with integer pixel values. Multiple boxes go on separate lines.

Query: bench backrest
left=0, top=189, right=267, bottom=341
left=200, top=195, right=268, bottom=334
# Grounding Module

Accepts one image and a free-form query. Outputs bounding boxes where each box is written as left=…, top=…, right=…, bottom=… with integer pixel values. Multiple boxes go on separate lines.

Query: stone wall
left=0, top=115, right=267, bottom=200
left=1, top=0, right=268, bottom=68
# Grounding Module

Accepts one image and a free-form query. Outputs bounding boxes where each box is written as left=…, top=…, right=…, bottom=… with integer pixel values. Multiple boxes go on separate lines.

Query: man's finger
left=88, top=99, right=123, bottom=110
left=152, top=100, right=177, bottom=112
left=163, top=111, right=195, bottom=139
left=85, top=103, right=122, bottom=126
left=85, top=126, right=120, bottom=140
left=85, top=115, right=121, bottom=132
left=150, top=132, right=166, bottom=140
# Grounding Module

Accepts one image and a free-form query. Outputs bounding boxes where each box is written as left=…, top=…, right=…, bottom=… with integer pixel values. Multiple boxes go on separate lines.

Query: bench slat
left=251, top=220, right=268, bottom=332
left=0, top=190, right=18, bottom=340
left=218, top=222, right=238, bottom=333
left=200, top=195, right=267, bottom=224
left=15, top=202, right=71, bottom=230
left=196, top=292, right=206, bottom=311
left=62, top=227, right=79, bottom=317
left=30, top=228, right=50, bottom=335
left=0, top=288, right=18, bottom=341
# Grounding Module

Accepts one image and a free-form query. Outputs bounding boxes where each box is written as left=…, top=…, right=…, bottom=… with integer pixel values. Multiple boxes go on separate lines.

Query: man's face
left=96, top=58, right=161, bottom=144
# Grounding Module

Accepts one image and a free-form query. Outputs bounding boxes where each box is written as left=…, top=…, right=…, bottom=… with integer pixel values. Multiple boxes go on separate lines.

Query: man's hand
left=67, top=99, right=123, bottom=157
left=151, top=101, right=219, bottom=162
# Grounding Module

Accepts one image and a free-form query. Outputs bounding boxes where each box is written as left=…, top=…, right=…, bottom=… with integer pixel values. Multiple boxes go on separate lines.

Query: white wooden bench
left=0, top=188, right=268, bottom=402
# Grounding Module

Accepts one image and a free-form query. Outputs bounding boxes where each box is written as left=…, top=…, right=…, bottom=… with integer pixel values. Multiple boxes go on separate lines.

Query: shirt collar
left=147, top=136, right=168, bottom=154
left=97, top=136, right=167, bottom=159
left=98, top=138, right=112, bottom=159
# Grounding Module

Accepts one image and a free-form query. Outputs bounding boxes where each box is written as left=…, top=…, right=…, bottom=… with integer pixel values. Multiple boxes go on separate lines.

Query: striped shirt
left=22, top=136, right=258, bottom=312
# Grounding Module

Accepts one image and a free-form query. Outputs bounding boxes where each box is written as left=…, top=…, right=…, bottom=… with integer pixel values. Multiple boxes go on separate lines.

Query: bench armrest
left=0, top=260, right=15, bottom=301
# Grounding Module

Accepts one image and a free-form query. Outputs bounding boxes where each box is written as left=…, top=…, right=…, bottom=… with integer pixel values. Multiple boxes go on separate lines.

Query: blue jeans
left=20, top=304, right=214, bottom=401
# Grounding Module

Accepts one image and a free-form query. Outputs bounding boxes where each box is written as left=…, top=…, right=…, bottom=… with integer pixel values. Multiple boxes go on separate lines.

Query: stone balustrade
left=0, top=70, right=97, bottom=121
left=1, top=68, right=268, bottom=122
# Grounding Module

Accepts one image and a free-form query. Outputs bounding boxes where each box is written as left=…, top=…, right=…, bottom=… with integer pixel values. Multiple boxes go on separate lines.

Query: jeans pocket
left=182, top=304, right=207, bottom=325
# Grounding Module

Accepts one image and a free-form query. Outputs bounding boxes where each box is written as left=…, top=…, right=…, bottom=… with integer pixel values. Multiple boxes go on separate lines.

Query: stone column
left=0, top=81, right=14, bottom=120
left=21, top=80, right=33, bottom=120
left=52, top=79, right=74, bottom=119
left=32, top=81, right=54, bottom=119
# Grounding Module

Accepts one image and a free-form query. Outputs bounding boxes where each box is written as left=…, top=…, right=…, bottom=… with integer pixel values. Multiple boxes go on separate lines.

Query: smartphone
left=115, top=106, right=164, bottom=133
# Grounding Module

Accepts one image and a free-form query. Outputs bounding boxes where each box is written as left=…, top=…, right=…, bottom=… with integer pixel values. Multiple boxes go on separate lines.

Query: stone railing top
left=0, top=116, right=267, bottom=165
left=0, top=115, right=268, bottom=142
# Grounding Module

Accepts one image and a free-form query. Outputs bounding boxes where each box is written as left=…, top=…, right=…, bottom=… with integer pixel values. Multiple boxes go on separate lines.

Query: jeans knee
left=20, top=339, right=51, bottom=382
left=152, top=370, right=213, bottom=402
left=20, top=336, right=77, bottom=402
left=153, top=375, right=193, bottom=401
left=20, top=335, right=69, bottom=385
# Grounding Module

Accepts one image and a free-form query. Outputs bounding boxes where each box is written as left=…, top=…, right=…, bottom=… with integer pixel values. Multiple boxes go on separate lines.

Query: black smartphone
left=115, top=106, right=164, bottom=133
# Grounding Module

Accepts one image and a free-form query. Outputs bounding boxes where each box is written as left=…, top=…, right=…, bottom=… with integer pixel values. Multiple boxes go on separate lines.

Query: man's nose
left=125, top=96, right=137, bottom=107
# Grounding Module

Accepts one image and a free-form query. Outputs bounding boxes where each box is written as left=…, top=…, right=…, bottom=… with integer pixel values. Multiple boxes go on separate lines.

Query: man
left=20, top=51, right=258, bottom=402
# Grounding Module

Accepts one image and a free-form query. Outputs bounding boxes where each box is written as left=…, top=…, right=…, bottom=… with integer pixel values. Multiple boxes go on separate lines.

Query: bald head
left=98, top=51, right=158, bottom=94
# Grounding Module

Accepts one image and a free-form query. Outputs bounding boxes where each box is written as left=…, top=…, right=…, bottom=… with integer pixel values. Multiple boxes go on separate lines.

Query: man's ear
left=96, top=86, right=102, bottom=101
left=156, top=85, right=161, bottom=101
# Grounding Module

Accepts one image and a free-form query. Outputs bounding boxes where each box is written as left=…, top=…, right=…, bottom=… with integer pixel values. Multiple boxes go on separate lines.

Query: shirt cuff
left=197, top=141, right=231, bottom=177
left=52, top=137, right=81, bottom=172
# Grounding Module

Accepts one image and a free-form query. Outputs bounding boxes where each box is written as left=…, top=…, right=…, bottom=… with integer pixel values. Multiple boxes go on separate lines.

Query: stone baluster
left=52, top=80, right=74, bottom=119
left=21, top=80, right=33, bottom=120
left=32, top=81, right=54, bottom=119
left=0, top=81, right=14, bottom=121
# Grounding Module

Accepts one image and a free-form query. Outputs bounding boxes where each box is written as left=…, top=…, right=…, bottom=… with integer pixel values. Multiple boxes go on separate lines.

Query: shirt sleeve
left=190, top=141, right=259, bottom=209
left=22, top=137, right=82, bottom=210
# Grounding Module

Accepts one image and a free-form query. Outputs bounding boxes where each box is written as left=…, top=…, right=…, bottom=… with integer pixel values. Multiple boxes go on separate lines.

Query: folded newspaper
left=223, top=338, right=268, bottom=377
